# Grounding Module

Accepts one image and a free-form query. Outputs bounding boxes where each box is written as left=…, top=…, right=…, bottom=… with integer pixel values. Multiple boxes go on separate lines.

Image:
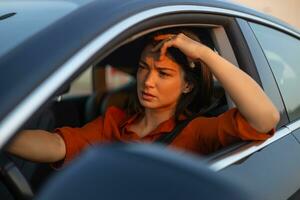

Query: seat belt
left=154, top=99, right=221, bottom=144
left=155, top=118, right=192, bottom=144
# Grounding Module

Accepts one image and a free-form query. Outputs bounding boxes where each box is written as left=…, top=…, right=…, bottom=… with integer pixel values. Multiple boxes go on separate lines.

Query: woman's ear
left=183, top=82, right=193, bottom=94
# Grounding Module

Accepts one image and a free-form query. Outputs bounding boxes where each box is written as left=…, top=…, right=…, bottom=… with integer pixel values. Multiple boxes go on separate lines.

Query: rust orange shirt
left=55, top=106, right=274, bottom=165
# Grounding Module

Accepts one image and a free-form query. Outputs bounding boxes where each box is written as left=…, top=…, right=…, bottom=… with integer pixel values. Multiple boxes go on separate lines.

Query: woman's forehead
left=140, top=44, right=159, bottom=59
left=141, top=55, right=182, bottom=74
left=140, top=44, right=175, bottom=63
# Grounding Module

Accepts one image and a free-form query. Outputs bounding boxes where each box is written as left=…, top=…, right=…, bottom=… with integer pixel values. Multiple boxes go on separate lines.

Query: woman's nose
left=144, top=70, right=155, bottom=88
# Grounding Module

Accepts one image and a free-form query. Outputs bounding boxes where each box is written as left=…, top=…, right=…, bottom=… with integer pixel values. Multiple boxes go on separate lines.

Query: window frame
left=209, top=18, right=300, bottom=171
left=86, top=13, right=282, bottom=170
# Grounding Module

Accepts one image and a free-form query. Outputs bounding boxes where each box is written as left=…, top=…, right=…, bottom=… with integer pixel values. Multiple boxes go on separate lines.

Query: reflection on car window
left=250, top=22, right=300, bottom=122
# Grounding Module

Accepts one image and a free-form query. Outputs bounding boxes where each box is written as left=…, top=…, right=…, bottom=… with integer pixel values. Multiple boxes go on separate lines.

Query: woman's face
left=137, top=44, right=188, bottom=111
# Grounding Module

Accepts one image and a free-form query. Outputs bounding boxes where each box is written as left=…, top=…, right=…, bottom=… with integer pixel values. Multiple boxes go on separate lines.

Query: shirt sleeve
left=52, top=116, right=104, bottom=168
left=51, top=106, right=126, bottom=168
left=193, top=108, right=275, bottom=154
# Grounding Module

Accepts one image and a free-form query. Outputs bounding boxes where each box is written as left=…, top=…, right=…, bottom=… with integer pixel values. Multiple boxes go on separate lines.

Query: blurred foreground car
left=0, top=0, right=300, bottom=199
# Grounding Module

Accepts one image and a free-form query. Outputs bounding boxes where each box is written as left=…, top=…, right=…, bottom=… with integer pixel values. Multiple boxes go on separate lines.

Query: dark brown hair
left=127, top=28, right=214, bottom=121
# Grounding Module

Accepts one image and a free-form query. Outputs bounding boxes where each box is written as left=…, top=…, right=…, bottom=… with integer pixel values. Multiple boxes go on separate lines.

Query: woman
left=8, top=29, right=279, bottom=166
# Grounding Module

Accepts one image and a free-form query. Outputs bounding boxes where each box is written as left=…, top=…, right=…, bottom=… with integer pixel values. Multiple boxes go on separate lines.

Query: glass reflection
left=250, top=22, right=300, bottom=121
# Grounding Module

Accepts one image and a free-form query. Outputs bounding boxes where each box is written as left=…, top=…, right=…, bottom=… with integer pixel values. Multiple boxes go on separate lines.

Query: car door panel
left=219, top=134, right=300, bottom=200
left=291, top=127, right=300, bottom=144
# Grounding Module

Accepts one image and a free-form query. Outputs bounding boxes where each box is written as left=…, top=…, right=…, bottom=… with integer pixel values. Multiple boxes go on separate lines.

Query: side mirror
left=37, top=143, right=254, bottom=200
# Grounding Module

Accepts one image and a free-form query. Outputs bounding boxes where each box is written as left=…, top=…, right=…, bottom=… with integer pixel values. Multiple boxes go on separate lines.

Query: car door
left=214, top=18, right=300, bottom=200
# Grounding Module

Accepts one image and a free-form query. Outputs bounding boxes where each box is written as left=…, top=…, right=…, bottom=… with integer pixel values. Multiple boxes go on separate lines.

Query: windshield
left=0, top=0, right=93, bottom=57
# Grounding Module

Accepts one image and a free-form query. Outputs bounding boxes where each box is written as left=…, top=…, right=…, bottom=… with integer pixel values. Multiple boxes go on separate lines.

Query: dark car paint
left=220, top=133, right=300, bottom=200
left=293, top=128, right=300, bottom=144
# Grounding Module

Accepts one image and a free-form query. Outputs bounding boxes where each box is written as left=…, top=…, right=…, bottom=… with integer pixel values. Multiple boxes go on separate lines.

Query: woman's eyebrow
left=139, top=60, right=176, bottom=72
left=156, top=66, right=176, bottom=72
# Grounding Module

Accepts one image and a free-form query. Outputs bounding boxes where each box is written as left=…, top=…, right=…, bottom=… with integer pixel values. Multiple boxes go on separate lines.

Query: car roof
left=0, top=0, right=299, bottom=145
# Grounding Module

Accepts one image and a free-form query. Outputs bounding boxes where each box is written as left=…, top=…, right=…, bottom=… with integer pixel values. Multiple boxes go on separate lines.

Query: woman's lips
left=141, top=91, right=155, bottom=101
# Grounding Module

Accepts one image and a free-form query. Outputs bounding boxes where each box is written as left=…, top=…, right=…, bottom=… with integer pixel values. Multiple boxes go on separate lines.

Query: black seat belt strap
left=155, top=118, right=192, bottom=145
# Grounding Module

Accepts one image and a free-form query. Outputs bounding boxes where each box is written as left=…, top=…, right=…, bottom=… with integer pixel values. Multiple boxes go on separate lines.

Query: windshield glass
left=0, top=0, right=92, bottom=57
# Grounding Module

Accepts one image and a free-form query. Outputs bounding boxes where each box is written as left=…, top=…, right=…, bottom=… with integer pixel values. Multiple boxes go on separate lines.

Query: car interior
left=0, top=26, right=242, bottom=199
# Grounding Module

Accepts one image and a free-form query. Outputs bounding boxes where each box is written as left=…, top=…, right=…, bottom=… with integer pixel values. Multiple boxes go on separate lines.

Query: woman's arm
left=159, top=33, right=280, bottom=132
left=7, top=130, right=66, bottom=163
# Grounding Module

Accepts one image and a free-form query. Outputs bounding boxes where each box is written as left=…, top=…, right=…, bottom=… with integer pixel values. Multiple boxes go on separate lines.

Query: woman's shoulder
left=187, top=108, right=238, bottom=127
left=183, top=109, right=237, bottom=135
left=103, top=106, right=128, bottom=124
left=105, top=106, right=127, bottom=117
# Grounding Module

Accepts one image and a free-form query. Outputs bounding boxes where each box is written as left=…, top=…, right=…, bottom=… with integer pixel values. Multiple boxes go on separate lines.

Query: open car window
left=23, top=25, right=238, bottom=153
left=4, top=22, right=277, bottom=199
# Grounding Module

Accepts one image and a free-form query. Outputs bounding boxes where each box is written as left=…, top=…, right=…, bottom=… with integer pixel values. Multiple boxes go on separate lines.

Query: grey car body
left=1, top=0, right=300, bottom=199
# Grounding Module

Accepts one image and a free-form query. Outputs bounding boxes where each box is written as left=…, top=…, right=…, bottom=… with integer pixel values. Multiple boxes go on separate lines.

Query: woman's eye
left=159, top=71, right=169, bottom=77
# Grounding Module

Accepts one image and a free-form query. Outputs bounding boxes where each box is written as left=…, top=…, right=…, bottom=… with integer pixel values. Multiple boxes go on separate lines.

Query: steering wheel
left=0, top=152, right=33, bottom=200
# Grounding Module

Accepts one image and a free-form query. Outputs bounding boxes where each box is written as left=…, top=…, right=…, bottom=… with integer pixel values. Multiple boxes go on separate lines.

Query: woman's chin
left=140, top=100, right=157, bottom=109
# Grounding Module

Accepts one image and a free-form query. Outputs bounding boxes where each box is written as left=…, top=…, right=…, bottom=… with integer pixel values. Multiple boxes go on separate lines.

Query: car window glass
left=249, top=22, right=300, bottom=122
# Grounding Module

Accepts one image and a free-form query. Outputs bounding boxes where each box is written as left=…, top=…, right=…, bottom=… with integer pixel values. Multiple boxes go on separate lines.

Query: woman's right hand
left=154, top=33, right=210, bottom=62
